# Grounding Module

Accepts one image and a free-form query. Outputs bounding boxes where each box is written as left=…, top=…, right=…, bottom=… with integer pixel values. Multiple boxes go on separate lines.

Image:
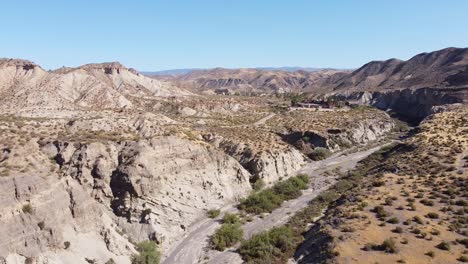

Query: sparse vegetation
left=211, top=221, right=243, bottom=251
left=239, top=174, right=309, bottom=214
left=64, top=241, right=71, bottom=249
left=131, top=240, right=160, bottom=264
left=22, top=203, right=33, bottom=214
left=309, top=147, right=332, bottom=161
left=239, top=226, right=297, bottom=263
left=436, top=241, right=451, bottom=251
left=207, top=209, right=221, bottom=219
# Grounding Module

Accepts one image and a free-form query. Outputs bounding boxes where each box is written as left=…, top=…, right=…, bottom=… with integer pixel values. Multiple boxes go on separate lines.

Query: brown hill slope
left=326, top=47, right=468, bottom=91
left=151, top=47, right=468, bottom=95
left=152, top=68, right=345, bottom=94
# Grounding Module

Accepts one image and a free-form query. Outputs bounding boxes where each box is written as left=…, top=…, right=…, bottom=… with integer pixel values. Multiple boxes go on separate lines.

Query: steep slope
left=0, top=59, right=191, bottom=113
left=323, top=47, right=468, bottom=91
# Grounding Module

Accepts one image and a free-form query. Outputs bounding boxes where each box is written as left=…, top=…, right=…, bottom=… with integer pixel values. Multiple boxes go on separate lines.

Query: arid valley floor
left=0, top=47, right=467, bottom=264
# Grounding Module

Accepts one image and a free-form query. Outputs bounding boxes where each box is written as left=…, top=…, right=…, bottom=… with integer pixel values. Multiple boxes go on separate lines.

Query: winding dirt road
left=162, top=144, right=387, bottom=264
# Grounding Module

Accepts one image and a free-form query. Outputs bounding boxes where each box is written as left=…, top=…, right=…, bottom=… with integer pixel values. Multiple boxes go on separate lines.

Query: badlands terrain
left=0, top=47, right=466, bottom=264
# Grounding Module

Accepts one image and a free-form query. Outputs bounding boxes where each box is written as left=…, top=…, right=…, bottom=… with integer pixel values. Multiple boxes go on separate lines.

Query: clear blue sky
left=2, top=0, right=467, bottom=71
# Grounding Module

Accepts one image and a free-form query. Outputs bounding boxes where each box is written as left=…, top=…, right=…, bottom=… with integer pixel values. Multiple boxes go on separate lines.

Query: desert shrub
left=342, top=226, right=356, bottom=232
left=413, top=216, right=424, bottom=224
left=239, top=175, right=309, bottom=214
left=222, top=213, right=240, bottom=224
left=425, top=251, right=435, bottom=258
left=363, top=238, right=398, bottom=253
left=420, top=199, right=434, bottom=206
left=357, top=201, right=368, bottom=211
left=207, top=209, right=221, bottom=219
left=384, top=197, right=394, bottom=206
left=239, top=189, right=283, bottom=214
left=273, top=175, right=309, bottom=200
left=426, top=212, right=439, bottom=219
left=372, top=206, right=389, bottom=218
left=381, top=238, right=399, bottom=253
left=239, top=226, right=295, bottom=262
left=211, top=222, right=243, bottom=251
left=131, top=240, right=160, bottom=264
left=458, top=255, right=468, bottom=262
left=22, top=203, right=33, bottom=214
left=372, top=180, right=385, bottom=187
left=392, top=226, right=403, bottom=233
left=387, top=217, right=399, bottom=224
left=37, top=221, right=45, bottom=230
left=252, top=178, right=265, bottom=191
left=309, top=147, right=332, bottom=161
left=64, top=241, right=71, bottom=249
left=436, top=241, right=451, bottom=251
left=456, top=238, right=468, bottom=248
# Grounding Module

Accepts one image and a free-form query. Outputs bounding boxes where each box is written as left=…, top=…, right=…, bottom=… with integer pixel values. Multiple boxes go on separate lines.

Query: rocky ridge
left=0, top=59, right=192, bottom=113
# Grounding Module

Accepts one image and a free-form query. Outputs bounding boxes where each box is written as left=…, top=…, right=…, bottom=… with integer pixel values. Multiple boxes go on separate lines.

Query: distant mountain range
left=143, top=67, right=341, bottom=76
left=147, top=47, right=468, bottom=95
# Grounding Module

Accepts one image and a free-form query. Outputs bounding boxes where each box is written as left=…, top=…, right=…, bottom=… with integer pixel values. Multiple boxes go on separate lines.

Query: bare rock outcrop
left=202, top=134, right=307, bottom=185
left=0, top=135, right=252, bottom=263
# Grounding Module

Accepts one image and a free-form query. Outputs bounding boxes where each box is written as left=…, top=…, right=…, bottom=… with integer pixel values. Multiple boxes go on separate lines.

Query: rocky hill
left=0, top=59, right=192, bottom=113
left=324, top=47, right=468, bottom=91
left=149, top=47, right=468, bottom=95
left=0, top=48, right=466, bottom=264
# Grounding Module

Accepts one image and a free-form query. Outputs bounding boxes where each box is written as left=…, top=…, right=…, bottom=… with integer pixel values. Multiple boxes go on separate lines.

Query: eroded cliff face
left=280, top=117, right=395, bottom=159
left=202, top=133, right=308, bottom=186
left=202, top=115, right=395, bottom=185
left=332, top=87, right=468, bottom=122
left=0, top=136, right=252, bottom=263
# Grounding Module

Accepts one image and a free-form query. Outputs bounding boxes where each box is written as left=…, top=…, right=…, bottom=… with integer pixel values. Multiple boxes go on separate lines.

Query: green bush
left=252, top=178, right=265, bottom=191
left=239, top=226, right=296, bottom=262
left=222, top=213, right=240, bottom=224
left=211, top=223, right=243, bottom=251
left=239, top=175, right=309, bottom=214
left=273, top=175, right=309, bottom=200
left=309, top=147, right=332, bottom=161
left=207, top=209, right=221, bottom=218
left=131, top=240, right=160, bottom=264
left=239, top=189, right=283, bottom=214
